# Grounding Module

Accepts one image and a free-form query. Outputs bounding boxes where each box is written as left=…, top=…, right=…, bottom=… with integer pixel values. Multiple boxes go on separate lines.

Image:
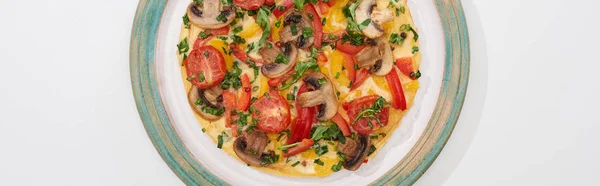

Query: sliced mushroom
left=233, top=131, right=271, bottom=166
left=338, top=134, right=371, bottom=171
left=355, top=0, right=393, bottom=38
left=186, top=1, right=235, bottom=29
left=259, top=42, right=299, bottom=78
left=355, top=37, right=393, bottom=76
left=278, top=11, right=314, bottom=49
left=188, top=85, right=224, bottom=121
left=297, top=73, right=338, bottom=121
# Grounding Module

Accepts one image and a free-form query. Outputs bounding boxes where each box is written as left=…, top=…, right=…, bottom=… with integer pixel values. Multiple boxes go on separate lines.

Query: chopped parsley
left=275, top=54, right=290, bottom=64
left=232, top=26, right=243, bottom=34
left=352, top=97, right=388, bottom=126
left=314, top=159, right=324, bottom=166
left=230, top=35, right=246, bottom=44
left=198, top=31, right=212, bottom=39
left=331, top=161, right=343, bottom=172
left=302, top=27, right=313, bottom=38
left=280, top=60, right=320, bottom=90
left=368, top=144, right=376, bottom=156
left=291, top=161, right=301, bottom=167
left=412, top=46, right=419, bottom=54
left=410, top=70, right=422, bottom=79
left=182, top=14, right=191, bottom=29
left=177, top=38, right=189, bottom=54
left=216, top=13, right=228, bottom=23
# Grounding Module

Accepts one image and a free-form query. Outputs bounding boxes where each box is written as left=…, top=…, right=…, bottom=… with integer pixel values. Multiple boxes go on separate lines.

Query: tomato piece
left=237, top=74, right=252, bottom=111
left=185, top=46, right=227, bottom=88
left=267, top=70, right=294, bottom=87
left=273, top=0, right=293, bottom=17
left=233, top=0, right=265, bottom=10
left=396, top=57, right=414, bottom=77
left=304, top=4, right=323, bottom=48
left=251, top=90, right=291, bottom=133
left=385, top=67, right=407, bottom=110
left=222, top=90, right=237, bottom=127
left=287, top=84, right=317, bottom=144
left=341, top=52, right=356, bottom=83
left=347, top=95, right=390, bottom=134
left=331, top=113, right=351, bottom=136
left=231, top=124, right=239, bottom=137
left=265, top=0, right=275, bottom=5
left=317, top=52, right=328, bottom=64
left=316, top=1, right=330, bottom=14
left=336, top=40, right=366, bottom=55
left=230, top=44, right=263, bottom=66
left=342, top=102, right=351, bottom=110
left=193, top=26, right=230, bottom=49
left=283, top=139, right=315, bottom=157
left=350, top=68, right=369, bottom=91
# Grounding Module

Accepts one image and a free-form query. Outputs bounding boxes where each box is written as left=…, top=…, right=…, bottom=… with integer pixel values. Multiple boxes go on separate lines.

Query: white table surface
left=1, top=0, right=599, bottom=185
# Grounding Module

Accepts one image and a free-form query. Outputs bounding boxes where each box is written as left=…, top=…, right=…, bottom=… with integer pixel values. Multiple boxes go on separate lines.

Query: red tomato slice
left=347, top=95, right=390, bottom=134
left=316, top=1, right=330, bottom=14
left=283, top=139, right=314, bottom=157
left=350, top=68, right=369, bottom=91
left=336, top=40, right=366, bottom=55
left=267, top=70, right=294, bottom=87
left=287, top=84, right=317, bottom=144
left=395, top=57, right=414, bottom=77
left=273, top=0, right=294, bottom=17
left=237, top=74, right=252, bottom=111
left=193, top=26, right=230, bottom=49
left=385, top=67, right=407, bottom=110
left=251, top=90, right=291, bottom=133
left=222, top=90, right=237, bottom=127
left=230, top=44, right=263, bottom=66
left=304, top=4, right=323, bottom=48
left=265, top=0, right=275, bottom=5
left=341, top=52, right=357, bottom=83
left=331, top=113, right=351, bottom=136
left=233, top=0, right=265, bottom=10
left=185, top=46, right=227, bottom=88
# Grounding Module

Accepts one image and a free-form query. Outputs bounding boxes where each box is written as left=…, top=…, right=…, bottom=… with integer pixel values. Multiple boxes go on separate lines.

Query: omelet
left=176, top=0, right=420, bottom=177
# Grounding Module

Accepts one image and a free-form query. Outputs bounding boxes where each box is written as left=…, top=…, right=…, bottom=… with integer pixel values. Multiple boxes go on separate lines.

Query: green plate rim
left=129, top=0, right=469, bottom=185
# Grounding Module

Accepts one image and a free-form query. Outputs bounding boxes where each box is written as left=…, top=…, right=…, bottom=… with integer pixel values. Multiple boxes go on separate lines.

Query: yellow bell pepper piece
left=209, top=39, right=234, bottom=70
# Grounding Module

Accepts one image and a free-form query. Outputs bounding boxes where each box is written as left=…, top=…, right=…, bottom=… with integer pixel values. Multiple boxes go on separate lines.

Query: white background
left=0, top=0, right=598, bottom=185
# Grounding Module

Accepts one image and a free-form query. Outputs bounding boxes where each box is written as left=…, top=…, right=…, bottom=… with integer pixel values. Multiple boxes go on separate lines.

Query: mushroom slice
left=259, top=42, right=299, bottom=78
left=338, top=134, right=371, bottom=171
left=186, top=0, right=236, bottom=29
left=233, top=131, right=271, bottom=166
left=355, top=37, right=394, bottom=76
left=279, top=11, right=314, bottom=49
left=297, top=73, right=338, bottom=121
left=188, top=85, right=225, bottom=121
left=355, top=0, right=393, bottom=38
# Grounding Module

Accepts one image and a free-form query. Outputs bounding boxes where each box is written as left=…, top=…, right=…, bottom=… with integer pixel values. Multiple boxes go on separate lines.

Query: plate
left=130, top=0, right=469, bottom=185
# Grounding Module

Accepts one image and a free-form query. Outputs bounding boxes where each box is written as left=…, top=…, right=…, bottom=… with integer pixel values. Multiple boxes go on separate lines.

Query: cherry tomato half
left=347, top=95, right=390, bottom=134
left=251, top=90, right=291, bottom=133
left=233, top=0, right=265, bottom=10
left=185, top=46, right=227, bottom=89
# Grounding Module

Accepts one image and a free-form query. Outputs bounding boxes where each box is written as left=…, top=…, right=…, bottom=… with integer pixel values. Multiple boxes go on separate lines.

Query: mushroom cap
left=355, top=0, right=393, bottom=39
left=297, top=73, right=338, bottom=121
left=233, top=131, right=270, bottom=166
left=188, top=86, right=224, bottom=121
left=355, top=37, right=394, bottom=76
left=186, top=1, right=236, bottom=29
left=278, top=11, right=314, bottom=49
left=338, top=134, right=371, bottom=171
left=260, top=42, right=299, bottom=78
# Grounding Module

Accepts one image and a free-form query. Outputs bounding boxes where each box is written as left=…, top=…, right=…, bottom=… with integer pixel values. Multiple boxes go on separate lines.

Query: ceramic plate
left=130, top=0, right=469, bottom=185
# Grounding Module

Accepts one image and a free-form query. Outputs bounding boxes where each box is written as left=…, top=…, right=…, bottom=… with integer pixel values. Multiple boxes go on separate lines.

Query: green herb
left=281, top=60, right=320, bottom=90
left=314, top=159, right=324, bottom=166
left=245, top=124, right=256, bottom=133
left=292, top=161, right=301, bottom=167
left=204, top=51, right=209, bottom=58
left=217, top=134, right=224, bottom=148
left=220, top=62, right=243, bottom=89
left=315, top=144, right=329, bottom=156
left=370, top=135, right=378, bottom=139
left=336, top=92, right=340, bottom=97
left=231, top=35, right=246, bottom=44
left=322, top=18, right=327, bottom=26
left=277, top=6, right=286, bottom=11
left=277, top=142, right=301, bottom=151
left=334, top=72, right=341, bottom=79
left=310, top=124, right=345, bottom=142
left=368, top=144, right=376, bottom=156
left=293, top=0, right=305, bottom=10
left=198, top=31, right=212, bottom=39
left=275, top=54, right=290, bottom=64
left=193, top=0, right=203, bottom=5
left=198, top=72, right=205, bottom=82
left=247, top=10, right=257, bottom=16
left=302, top=27, right=313, bottom=38
left=275, top=20, right=282, bottom=28
left=291, top=25, right=298, bottom=35
left=358, top=18, right=371, bottom=30
left=246, top=42, right=256, bottom=53
left=308, top=13, right=313, bottom=21
left=277, top=129, right=291, bottom=141
left=331, top=162, right=343, bottom=172
left=410, top=70, right=422, bottom=79
left=317, top=78, right=327, bottom=85
left=264, top=92, right=271, bottom=99
left=256, top=7, right=271, bottom=48
left=216, top=13, right=228, bottom=23
left=232, top=26, right=243, bottom=34
left=400, top=6, right=405, bottom=14
left=217, top=36, right=228, bottom=41
left=236, top=11, right=244, bottom=18
left=412, top=46, right=419, bottom=54
left=202, top=128, right=206, bottom=133
left=201, top=106, right=225, bottom=116
left=177, top=38, right=189, bottom=54
left=182, top=14, right=191, bottom=29
left=352, top=97, right=388, bottom=125
left=287, top=93, right=295, bottom=101
left=336, top=152, right=348, bottom=161
left=389, top=33, right=404, bottom=45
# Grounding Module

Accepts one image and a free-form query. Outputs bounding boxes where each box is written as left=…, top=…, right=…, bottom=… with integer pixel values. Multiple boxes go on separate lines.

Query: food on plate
left=177, top=0, right=421, bottom=177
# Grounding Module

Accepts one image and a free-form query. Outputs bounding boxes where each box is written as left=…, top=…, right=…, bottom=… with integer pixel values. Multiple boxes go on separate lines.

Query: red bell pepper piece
left=385, top=67, right=407, bottom=110
left=230, top=44, right=263, bottom=66
left=330, top=113, right=351, bottom=136
left=395, top=57, right=414, bottom=77
left=341, top=52, right=357, bottom=83
left=267, top=70, right=294, bottom=87
left=350, top=68, right=369, bottom=91
left=192, top=26, right=230, bottom=49
left=286, top=84, right=317, bottom=144
left=283, top=139, right=315, bottom=157
left=222, top=90, right=237, bottom=127
left=304, top=4, right=323, bottom=48
left=273, top=0, right=294, bottom=18
left=237, top=74, right=252, bottom=111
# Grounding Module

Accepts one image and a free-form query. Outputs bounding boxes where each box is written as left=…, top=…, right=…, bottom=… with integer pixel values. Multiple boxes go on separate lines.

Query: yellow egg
left=300, top=149, right=318, bottom=159
left=238, top=22, right=261, bottom=38
left=322, top=0, right=349, bottom=33
left=373, top=76, right=390, bottom=92
left=259, top=73, right=270, bottom=96
left=209, top=39, right=234, bottom=70
left=314, top=156, right=337, bottom=177
left=328, top=50, right=351, bottom=89
left=403, top=80, right=420, bottom=93
left=271, top=17, right=284, bottom=42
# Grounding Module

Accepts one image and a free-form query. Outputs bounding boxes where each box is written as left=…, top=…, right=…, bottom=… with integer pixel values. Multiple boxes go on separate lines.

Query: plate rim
left=129, top=0, right=469, bottom=185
